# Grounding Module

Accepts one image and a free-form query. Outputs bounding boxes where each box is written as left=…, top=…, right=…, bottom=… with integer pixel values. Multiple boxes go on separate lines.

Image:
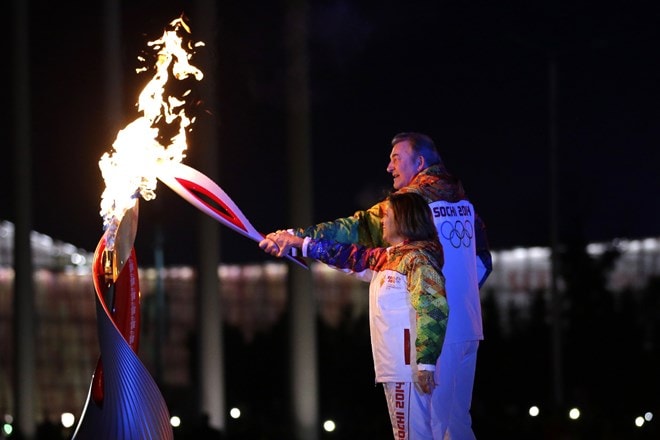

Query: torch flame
left=99, top=17, right=204, bottom=251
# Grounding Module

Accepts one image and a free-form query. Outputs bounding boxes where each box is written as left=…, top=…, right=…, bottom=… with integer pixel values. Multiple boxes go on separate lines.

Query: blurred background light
left=323, top=419, right=336, bottom=432
left=60, top=412, right=75, bottom=429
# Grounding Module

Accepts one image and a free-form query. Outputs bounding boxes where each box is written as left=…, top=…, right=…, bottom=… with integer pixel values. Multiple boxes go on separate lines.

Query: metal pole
left=154, top=226, right=166, bottom=384
left=192, top=0, right=226, bottom=432
left=285, top=1, right=318, bottom=439
left=102, top=0, right=124, bottom=134
left=548, top=52, right=563, bottom=408
left=12, top=0, right=36, bottom=437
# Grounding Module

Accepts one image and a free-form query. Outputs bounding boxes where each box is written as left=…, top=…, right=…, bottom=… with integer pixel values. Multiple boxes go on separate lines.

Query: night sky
left=4, top=1, right=660, bottom=266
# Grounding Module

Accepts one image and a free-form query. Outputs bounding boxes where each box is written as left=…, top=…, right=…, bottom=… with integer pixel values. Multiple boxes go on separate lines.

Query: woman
left=262, top=192, right=448, bottom=439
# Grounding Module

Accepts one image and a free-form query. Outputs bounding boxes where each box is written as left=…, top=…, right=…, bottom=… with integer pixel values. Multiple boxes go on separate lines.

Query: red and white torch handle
left=157, top=162, right=308, bottom=269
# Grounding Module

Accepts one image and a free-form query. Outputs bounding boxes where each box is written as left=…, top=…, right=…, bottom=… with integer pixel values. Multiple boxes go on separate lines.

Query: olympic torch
left=72, top=17, right=201, bottom=440
left=156, top=161, right=307, bottom=268
left=73, top=15, right=305, bottom=440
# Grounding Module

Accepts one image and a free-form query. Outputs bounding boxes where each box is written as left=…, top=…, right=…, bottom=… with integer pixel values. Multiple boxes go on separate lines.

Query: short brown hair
left=387, top=192, right=438, bottom=242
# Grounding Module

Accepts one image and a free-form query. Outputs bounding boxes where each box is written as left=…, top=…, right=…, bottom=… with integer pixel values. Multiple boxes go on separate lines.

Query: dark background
left=4, top=0, right=660, bottom=266
left=4, top=2, right=660, bottom=439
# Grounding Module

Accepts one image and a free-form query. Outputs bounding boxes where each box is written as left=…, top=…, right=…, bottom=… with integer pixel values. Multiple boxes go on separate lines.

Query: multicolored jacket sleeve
left=295, top=202, right=388, bottom=248
left=404, top=252, right=448, bottom=366
left=293, top=165, right=456, bottom=248
left=305, top=238, right=389, bottom=273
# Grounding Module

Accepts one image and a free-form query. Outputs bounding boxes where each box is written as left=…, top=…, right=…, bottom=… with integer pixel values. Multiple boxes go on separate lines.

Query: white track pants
left=431, top=340, right=479, bottom=440
left=383, top=382, right=433, bottom=440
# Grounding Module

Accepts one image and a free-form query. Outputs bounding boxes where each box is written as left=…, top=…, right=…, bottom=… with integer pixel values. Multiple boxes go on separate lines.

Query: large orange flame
left=98, top=17, right=204, bottom=251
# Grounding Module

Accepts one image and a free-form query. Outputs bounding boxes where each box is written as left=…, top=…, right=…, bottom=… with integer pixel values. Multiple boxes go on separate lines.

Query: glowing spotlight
left=323, top=420, right=336, bottom=432
left=568, top=408, right=580, bottom=420
left=528, top=406, right=540, bottom=417
left=635, top=416, right=644, bottom=428
left=645, top=412, right=653, bottom=422
left=229, top=408, right=241, bottom=419
left=170, top=416, right=181, bottom=428
left=61, top=412, right=76, bottom=429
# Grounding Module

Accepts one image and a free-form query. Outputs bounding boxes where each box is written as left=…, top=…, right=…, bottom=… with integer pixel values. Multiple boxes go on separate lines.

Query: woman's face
left=382, top=203, right=403, bottom=245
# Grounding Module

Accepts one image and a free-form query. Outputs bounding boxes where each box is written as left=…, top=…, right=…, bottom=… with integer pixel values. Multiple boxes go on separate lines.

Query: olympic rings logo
left=440, top=220, right=473, bottom=248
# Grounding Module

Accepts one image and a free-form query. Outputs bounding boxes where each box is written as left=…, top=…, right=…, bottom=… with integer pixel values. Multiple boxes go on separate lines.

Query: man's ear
left=417, top=156, right=426, bottom=172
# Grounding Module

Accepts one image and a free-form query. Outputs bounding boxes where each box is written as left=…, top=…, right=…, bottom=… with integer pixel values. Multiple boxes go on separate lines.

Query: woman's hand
left=414, top=370, right=436, bottom=395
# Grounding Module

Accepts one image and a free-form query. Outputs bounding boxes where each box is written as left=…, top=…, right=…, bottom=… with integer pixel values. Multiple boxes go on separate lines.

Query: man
left=261, top=132, right=492, bottom=439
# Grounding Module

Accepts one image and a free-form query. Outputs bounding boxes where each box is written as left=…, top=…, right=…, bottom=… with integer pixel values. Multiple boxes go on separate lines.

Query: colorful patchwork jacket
left=304, top=238, right=448, bottom=382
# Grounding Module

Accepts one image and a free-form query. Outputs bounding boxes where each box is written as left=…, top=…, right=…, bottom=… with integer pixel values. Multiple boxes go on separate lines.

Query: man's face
left=387, top=140, right=422, bottom=190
